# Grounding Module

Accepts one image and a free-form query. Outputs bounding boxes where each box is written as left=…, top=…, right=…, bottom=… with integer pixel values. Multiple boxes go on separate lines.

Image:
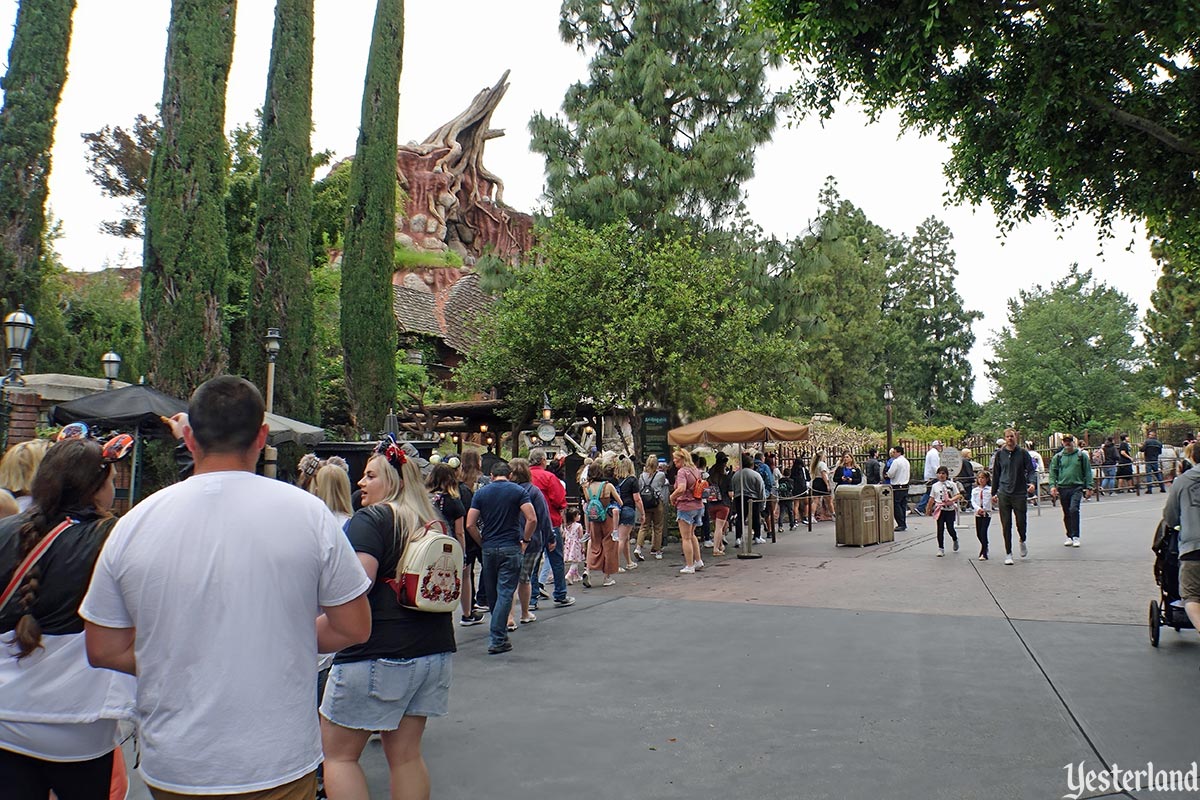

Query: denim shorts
left=676, top=507, right=704, bottom=526
left=519, top=547, right=540, bottom=582
left=319, top=652, right=452, bottom=730
left=619, top=506, right=638, bottom=526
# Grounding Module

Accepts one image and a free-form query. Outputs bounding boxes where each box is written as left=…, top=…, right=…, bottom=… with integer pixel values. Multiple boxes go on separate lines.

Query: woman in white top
left=0, top=438, right=135, bottom=799
left=971, top=470, right=1000, bottom=563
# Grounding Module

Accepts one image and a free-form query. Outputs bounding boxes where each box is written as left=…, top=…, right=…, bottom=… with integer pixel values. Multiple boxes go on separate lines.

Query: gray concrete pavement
left=126, top=492, right=1196, bottom=799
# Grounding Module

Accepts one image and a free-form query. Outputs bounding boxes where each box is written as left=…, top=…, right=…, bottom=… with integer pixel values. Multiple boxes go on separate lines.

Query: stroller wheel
left=1149, top=600, right=1161, bottom=647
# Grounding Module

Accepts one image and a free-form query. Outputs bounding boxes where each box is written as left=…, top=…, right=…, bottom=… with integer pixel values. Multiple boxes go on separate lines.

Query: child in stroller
left=1149, top=519, right=1196, bottom=646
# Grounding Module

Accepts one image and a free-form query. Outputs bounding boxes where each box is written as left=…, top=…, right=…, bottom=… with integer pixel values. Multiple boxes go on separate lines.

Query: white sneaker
left=1004, top=555, right=1014, bottom=565
left=753, top=536, right=767, bottom=544
left=734, top=538, right=743, bottom=548
left=654, top=551, right=663, bottom=560
left=936, top=548, right=945, bottom=557
left=1063, top=537, right=1073, bottom=547
left=679, top=565, right=695, bottom=574
left=703, top=540, right=714, bottom=548
left=1072, top=538, right=1081, bottom=548
left=694, top=559, right=704, bottom=570
left=1020, top=541, right=1028, bottom=558
left=626, top=561, right=638, bottom=569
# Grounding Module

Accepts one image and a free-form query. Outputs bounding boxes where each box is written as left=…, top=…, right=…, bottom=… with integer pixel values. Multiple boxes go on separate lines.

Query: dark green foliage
left=1144, top=242, right=1200, bottom=411
left=884, top=217, right=983, bottom=428
left=530, top=0, right=784, bottom=235
left=459, top=218, right=803, bottom=423
left=0, top=0, right=75, bottom=320
left=752, top=0, right=1199, bottom=267
left=141, top=0, right=237, bottom=398
left=80, top=113, right=158, bottom=238
left=223, top=121, right=260, bottom=379
left=339, top=0, right=403, bottom=432
left=312, top=263, right=352, bottom=433
left=249, top=0, right=317, bottom=421
left=311, top=160, right=352, bottom=267
left=986, top=266, right=1142, bottom=432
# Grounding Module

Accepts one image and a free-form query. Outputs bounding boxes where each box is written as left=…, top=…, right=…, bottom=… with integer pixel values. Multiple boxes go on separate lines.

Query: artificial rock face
left=394, top=70, right=532, bottom=265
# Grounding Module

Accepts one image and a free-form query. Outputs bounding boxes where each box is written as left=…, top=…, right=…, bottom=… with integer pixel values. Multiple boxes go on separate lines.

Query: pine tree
left=1144, top=244, right=1200, bottom=411
left=0, top=0, right=75, bottom=320
left=141, top=0, right=237, bottom=397
left=248, top=0, right=317, bottom=421
left=530, top=0, right=782, bottom=236
left=884, top=217, right=982, bottom=427
left=340, top=0, right=403, bottom=431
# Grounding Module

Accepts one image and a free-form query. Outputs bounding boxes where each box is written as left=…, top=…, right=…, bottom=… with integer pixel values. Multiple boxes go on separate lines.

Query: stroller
left=1150, top=519, right=1196, bottom=646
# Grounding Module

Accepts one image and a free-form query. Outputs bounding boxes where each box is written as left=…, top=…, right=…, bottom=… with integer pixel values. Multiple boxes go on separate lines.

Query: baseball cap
left=931, top=440, right=942, bottom=447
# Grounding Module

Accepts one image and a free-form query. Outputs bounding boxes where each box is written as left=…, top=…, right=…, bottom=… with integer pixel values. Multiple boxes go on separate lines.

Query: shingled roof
left=392, top=285, right=441, bottom=338
left=390, top=269, right=493, bottom=353
left=442, top=272, right=492, bottom=353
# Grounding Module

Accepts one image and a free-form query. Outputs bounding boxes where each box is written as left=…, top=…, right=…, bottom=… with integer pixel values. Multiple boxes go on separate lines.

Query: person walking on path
left=1100, top=436, right=1119, bottom=495
left=887, top=446, right=912, bottom=531
left=1164, top=442, right=1200, bottom=634
left=528, top=449, right=574, bottom=609
left=466, top=463, right=537, bottom=654
left=321, top=441, right=457, bottom=800
left=635, top=455, right=667, bottom=560
left=1141, top=431, right=1165, bottom=494
left=670, top=449, right=706, bottom=573
left=991, top=428, right=1037, bottom=562
left=81, top=376, right=372, bottom=800
left=581, top=464, right=622, bottom=586
left=916, top=441, right=943, bottom=514
left=930, top=466, right=961, bottom=556
left=1048, top=434, right=1094, bottom=548
left=970, top=470, right=994, bottom=562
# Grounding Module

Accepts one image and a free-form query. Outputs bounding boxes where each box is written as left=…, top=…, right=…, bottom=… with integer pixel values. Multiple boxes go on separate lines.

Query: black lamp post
left=541, top=393, right=552, bottom=421
left=2, top=305, right=35, bottom=387
left=883, top=383, right=895, bottom=452
left=102, top=350, right=122, bottom=389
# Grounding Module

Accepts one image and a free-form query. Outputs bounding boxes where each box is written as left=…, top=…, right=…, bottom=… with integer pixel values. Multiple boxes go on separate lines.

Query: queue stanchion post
left=736, top=493, right=762, bottom=560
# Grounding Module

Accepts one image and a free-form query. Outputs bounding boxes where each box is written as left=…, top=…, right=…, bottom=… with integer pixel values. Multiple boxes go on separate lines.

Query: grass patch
left=394, top=243, right=463, bottom=269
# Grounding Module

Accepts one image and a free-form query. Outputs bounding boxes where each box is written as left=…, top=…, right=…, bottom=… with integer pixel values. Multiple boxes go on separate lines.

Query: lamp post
left=2, top=305, right=35, bottom=387
left=263, top=328, right=282, bottom=478
left=102, top=350, right=122, bottom=389
left=883, top=382, right=895, bottom=452
left=541, top=393, right=552, bottom=421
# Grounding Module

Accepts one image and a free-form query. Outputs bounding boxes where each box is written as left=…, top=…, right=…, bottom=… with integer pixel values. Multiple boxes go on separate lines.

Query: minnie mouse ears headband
left=56, top=423, right=135, bottom=465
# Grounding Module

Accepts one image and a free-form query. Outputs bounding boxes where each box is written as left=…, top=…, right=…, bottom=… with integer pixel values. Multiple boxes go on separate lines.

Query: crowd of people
left=1, top=380, right=1196, bottom=800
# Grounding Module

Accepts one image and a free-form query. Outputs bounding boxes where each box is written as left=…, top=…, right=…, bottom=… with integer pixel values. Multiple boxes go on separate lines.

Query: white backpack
left=391, top=519, right=464, bottom=613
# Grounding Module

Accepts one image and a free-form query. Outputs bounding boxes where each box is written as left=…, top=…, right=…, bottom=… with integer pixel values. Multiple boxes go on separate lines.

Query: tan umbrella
left=667, top=408, right=809, bottom=446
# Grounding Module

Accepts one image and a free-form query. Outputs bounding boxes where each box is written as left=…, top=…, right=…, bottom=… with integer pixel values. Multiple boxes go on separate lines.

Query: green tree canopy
left=751, top=0, right=1199, bottom=260
left=884, top=217, right=982, bottom=428
left=0, top=0, right=75, bottom=320
left=1144, top=240, right=1200, bottom=411
left=458, top=218, right=805, bottom=424
left=986, top=265, right=1141, bottom=432
left=530, top=0, right=784, bottom=235
left=339, top=0, right=403, bottom=432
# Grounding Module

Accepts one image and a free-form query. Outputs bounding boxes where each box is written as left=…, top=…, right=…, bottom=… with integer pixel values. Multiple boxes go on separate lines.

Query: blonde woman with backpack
left=321, top=439, right=454, bottom=800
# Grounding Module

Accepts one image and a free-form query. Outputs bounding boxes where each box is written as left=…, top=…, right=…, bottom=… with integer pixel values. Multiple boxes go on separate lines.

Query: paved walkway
left=127, top=492, right=1195, bottom=799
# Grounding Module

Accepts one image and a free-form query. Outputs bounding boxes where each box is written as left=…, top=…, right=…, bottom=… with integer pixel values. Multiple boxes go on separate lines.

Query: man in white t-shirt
left=81, top=376, right=372, bottom=800
left=915, top=441, right=943, bottom=515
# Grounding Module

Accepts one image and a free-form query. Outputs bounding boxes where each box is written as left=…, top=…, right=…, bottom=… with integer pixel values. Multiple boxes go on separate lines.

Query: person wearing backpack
left=583, top=461, right=622, bottom=587
left=635, top=454, right=667, bottom=560
left=670, top=449, right=706, bottom=573
left=1048, top=434, right=1094, bottom=547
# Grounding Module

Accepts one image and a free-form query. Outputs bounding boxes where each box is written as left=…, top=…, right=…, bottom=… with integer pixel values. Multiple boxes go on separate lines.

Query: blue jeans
left=533, top=527, right=568, bottom=603
left=1058, top=485, right=1084, bottom=539
left=1101, top=466, right=1116, bottom=492
left=1145, top=461, right=1163, bottom=493
left=917, top=485, right=932, bottom=513
left=481, top=546, right=522, bottom=648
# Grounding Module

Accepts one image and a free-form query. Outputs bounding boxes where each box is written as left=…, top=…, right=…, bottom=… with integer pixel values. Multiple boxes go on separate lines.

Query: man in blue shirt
left=466, top=462, right=537, bottom=654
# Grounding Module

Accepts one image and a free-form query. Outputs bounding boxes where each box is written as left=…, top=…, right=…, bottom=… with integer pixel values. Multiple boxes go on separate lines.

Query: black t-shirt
left=458, top=481, right=479, bottom=556
left=432, top=491, right=465, bottom=534
left=616, top=476, right=638, bottom=507
left=334, top=505, right=456, bottom=664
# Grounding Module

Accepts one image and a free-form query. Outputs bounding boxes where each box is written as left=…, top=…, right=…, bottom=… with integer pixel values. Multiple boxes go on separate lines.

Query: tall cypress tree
left=141, top=0, right=237, bottom=397
left=0, top=0, right=75, bottom=320
left=339, top=0, right=402, bottom=432
left=249, top=0, right=317, bottom=421
left=1145, top=246, right=1200, bottom=411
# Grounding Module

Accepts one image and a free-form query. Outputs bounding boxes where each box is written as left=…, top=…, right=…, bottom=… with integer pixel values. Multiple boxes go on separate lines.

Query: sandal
left=506, top=621, right=518, bottom=631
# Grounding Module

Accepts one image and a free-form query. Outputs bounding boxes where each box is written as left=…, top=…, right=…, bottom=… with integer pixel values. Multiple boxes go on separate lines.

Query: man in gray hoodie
left=1164, top=442, right=1200, bottom=633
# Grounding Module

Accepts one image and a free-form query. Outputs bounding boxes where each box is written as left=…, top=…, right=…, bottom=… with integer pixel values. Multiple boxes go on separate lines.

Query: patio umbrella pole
left=129, top=425, right=141, bottom=506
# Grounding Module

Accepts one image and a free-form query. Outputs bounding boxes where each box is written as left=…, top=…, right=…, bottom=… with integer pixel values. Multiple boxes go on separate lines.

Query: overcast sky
left=0, top=0, right=1159, bottom=403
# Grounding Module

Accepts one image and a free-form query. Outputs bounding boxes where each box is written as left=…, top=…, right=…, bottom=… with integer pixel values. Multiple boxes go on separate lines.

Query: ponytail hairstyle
left=365, top=451, right=439, bottom=556
left=12, top=438, right=112, bottom=659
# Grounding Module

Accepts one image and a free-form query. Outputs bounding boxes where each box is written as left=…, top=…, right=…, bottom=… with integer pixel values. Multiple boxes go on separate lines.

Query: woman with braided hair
left=0, top=437, right=135, bottom=798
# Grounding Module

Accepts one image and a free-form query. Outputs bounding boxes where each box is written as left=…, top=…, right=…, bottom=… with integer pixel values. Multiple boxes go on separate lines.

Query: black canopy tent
left=50, top=384, right=186, bottom=504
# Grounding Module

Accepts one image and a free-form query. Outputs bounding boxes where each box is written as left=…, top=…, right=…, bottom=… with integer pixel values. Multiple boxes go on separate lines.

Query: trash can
left=872, top=484, right=894, bottom=543
left=834, top=485, right=879, bottom=546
